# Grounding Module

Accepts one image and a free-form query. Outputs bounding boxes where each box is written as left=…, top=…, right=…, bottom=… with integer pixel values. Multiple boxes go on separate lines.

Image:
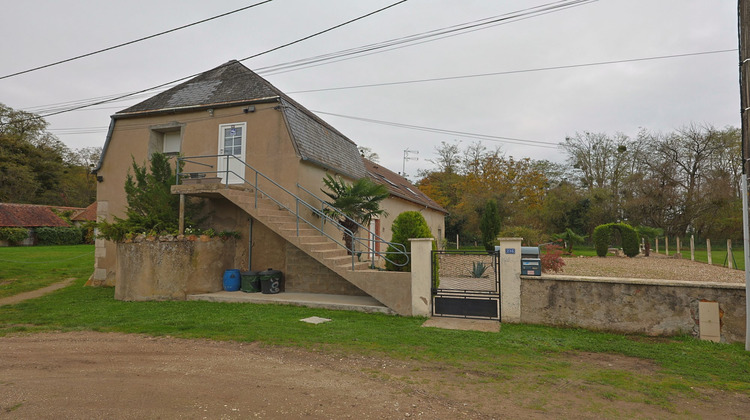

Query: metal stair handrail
left=176, top=154, right=408, bottom=269
left=295, top=183, right=409, bottom=267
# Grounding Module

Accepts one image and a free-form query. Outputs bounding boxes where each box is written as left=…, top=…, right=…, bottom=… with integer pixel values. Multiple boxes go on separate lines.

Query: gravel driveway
left=560, top=253, right=745, bottom=283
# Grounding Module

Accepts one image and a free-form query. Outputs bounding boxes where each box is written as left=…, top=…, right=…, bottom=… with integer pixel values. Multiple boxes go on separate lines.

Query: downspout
left=248, top=217, right=253, bottom=271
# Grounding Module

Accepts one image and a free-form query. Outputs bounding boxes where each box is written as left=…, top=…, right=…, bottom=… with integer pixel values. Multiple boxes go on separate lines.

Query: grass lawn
left=1, top=244, right=749, bottom=410
left=0, top=245, right=94, bottom=298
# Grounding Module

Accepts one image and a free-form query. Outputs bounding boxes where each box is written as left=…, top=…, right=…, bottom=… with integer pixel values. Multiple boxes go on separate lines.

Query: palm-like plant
left=321, top=174, right=389, bottom=254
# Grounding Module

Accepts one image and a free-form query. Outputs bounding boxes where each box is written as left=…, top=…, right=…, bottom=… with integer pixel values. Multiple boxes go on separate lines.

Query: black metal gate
left=431, top=249, right=500, bottom=320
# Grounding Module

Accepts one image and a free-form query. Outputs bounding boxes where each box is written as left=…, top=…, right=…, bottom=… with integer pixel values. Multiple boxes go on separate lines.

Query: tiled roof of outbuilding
left=71, top=202, right=97, bottom=222
left=0, top=203, right=70, bottom=228
left=363, top=159, right=447, bottom=214
left=113, top=60, right=366, bottom=179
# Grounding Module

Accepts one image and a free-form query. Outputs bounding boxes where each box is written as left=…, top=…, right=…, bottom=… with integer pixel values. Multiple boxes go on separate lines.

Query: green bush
left=385, top=211, right=434, bottom=272
left=480, top=199, right=501, bottom=252
left=593, top=223, right=639, bottom=257
left=0, top=227, right=30, bottom=244
left=36, top=227, right=83, bottom=245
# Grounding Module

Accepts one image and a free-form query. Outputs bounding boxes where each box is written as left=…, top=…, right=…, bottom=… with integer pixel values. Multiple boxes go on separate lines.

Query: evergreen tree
left=480, top=199, right=501, bottom=251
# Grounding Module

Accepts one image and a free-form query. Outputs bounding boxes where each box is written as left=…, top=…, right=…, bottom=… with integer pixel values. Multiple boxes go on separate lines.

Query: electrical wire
left=0, top=0, right=410, bottom=126
left=0, top=0, right=274, bottom=81
left=288, top=49, right=737, bottom=94
left=9, top=0, right=588, bottom=119
left=257, top=0, right=596, bottom=76
left=312, top=110, right=560, bottom=149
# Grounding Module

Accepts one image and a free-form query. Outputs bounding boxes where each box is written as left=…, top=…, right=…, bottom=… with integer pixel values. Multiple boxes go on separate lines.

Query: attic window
left=163, top=131, right=181, bottom=154
left=149, top=124, right=184, bottom=156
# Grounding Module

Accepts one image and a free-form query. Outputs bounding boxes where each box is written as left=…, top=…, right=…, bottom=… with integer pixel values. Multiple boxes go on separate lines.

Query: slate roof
left=364, top=159, right=447, bottom=214
left=0, top=203, right=70, bottom=228
left=114, top=60, right=366, bottom=179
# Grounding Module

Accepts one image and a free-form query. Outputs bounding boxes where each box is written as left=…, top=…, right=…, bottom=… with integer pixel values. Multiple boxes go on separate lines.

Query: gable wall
left=93, top=103, right=303, bottom=286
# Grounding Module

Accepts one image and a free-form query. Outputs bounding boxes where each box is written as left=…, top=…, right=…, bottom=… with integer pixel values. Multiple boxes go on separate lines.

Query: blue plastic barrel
left=223, top=269, right=241, bottom=291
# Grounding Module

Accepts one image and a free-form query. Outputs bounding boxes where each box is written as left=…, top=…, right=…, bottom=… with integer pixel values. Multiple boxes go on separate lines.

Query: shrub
left=593, top=222, right=639, bottom=257
left=0, top=227, right=30, bottom=244
left=540, top=243, right=565, bottom=273
left=36, top=227, right=83, bottom=245
left=385, top=211, right=434, bottom=272
left=479, top=199, right=501, bottom=252
left=97, top=152, right=203, bottom=241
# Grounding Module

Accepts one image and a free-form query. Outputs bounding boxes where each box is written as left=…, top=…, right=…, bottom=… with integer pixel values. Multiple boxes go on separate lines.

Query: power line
left=313, top=110, right=560, bottom=149
left=0, top=0, right=409, bottom=126
left=10, top=0, right=587, bottom=120
left=0, top=0, right=274, bottom=81
left=288, top=49, right=737, bottom=94
left=238, top=0, right=409, bottom=62
left=13, top=0, right=584, bottom=118
left=257, top=0, right=597, bottom=76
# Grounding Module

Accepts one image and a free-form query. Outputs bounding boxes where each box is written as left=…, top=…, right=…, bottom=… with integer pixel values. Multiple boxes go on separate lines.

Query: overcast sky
left=0, top=0, right=740, bottom=178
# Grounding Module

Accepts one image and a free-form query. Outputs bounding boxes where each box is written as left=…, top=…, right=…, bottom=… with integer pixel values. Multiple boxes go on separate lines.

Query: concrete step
left=335, top=261, right=373, bottom=271
left=310, top=248, right=348, bottom=258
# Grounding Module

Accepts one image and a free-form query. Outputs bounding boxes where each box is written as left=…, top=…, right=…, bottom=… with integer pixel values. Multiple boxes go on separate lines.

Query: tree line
left=417, top=124, right=742, bottom=246
left=0, top=103, right=100, bottom=207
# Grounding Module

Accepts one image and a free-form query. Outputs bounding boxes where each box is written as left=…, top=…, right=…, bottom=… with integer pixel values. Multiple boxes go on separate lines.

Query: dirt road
left=2, top=332, right=748, bottom=419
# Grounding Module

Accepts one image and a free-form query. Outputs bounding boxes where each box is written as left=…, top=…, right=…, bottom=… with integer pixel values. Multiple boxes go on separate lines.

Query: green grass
left=1, top=244, right=749, bottom=409
left=0, top=245, right=94, bottom=298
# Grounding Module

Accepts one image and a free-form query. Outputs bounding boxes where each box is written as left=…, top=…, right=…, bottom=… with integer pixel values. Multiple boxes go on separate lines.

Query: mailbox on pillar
left=521, top=246, right=541, bottom=276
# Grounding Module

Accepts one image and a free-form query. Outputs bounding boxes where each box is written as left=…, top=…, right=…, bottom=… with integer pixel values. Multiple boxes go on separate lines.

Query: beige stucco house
left=91, top=60, right=445, bottom=313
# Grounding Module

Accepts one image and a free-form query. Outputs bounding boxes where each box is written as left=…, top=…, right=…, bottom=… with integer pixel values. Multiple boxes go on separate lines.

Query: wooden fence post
left=728, top=239, right=734, bottom=269
left=690, top=235, right=695, bottom=261
left=676, top=237, right=681, bottom=256
left=665, top=237, right=669, bottom=256
left=655, top=237, right=659, bottom=254
left=707, top=238, right=712, bottom=265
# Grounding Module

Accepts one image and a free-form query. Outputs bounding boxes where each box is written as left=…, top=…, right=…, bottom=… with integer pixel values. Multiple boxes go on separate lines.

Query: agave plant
left=470, top=261, right=489, bottom=278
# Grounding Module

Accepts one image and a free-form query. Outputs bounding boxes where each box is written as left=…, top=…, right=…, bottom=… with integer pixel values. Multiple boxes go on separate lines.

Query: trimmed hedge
left=0, top=227, right=30, bottom=244
left=385, top=211, right=434, bottom=272
left=593, top=222, right=639, bottom=257
left=35, top=227, right=83, bottom=246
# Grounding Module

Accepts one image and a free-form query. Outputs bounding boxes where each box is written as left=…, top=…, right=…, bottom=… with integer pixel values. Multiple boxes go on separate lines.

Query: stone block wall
left=521, top=275, right=746, bottom=343
left=283, top=246, right=366, bottom=296
left=115, top=237, right=238, bottom=301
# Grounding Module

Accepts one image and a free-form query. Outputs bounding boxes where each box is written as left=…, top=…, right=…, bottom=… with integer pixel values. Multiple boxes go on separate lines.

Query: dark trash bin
left=241, top=271, right=261, bottom=293
left=259, top=268, right=282, bottom=294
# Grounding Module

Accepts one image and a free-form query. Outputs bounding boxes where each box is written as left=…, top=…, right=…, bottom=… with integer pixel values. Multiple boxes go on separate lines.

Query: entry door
left=217, top=122, right=246, bottom=184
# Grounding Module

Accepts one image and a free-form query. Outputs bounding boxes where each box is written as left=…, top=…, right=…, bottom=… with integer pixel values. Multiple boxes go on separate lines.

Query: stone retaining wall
left=115, top=238, right=239, bottom=301
left=520, top=275, right=746, bottom=343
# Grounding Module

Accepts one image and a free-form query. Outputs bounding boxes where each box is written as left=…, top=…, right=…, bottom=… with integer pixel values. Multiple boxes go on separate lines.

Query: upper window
left=162, top=131, right=181, bottom=154
left=148, top=123, right=184, bottom=156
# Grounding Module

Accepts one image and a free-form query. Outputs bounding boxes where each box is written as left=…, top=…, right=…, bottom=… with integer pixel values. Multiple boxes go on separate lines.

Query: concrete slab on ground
left=422, top=317, right=501, bottom=332
left=187, top=291, right=395, bottom=315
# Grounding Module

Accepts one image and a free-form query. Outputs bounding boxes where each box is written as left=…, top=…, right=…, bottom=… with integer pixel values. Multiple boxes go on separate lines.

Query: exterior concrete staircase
left=172, top=183, right=412, bottom=315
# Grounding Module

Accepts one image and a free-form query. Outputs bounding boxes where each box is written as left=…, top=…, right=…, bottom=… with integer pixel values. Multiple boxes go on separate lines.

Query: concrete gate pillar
left=409, top=238, right=434, bottom=316
left=497, top=237, right=522, bottom=323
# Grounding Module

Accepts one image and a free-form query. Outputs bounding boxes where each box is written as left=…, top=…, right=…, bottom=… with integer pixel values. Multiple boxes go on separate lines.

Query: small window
left=163, top=131, right=181, bottom=154
left=148, top=124, right=184, bottom=156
